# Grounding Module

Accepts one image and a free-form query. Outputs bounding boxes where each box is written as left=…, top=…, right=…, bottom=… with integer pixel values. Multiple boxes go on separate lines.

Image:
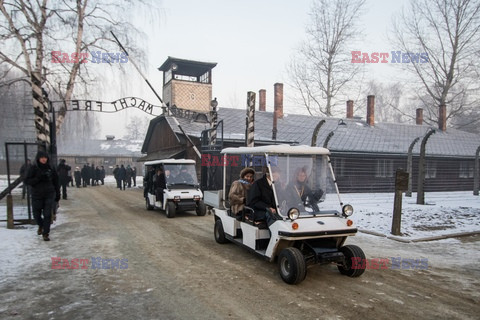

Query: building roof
left=58, top=138, right=143, bottom=157
left=158, top=56, right=217, bottom=76
left=151, top=107, right=479, bottom=158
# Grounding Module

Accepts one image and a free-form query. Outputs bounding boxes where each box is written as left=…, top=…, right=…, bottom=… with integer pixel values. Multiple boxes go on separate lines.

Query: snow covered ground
left=1, top=175, right=479, bottom=240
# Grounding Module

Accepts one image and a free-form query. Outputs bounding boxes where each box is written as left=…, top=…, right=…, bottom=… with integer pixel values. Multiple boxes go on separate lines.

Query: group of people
left=113, top=164, right=137, bottom=190
left=229, top=166, right=317, bottom=227
left=75, top=164, right=106, bottom=188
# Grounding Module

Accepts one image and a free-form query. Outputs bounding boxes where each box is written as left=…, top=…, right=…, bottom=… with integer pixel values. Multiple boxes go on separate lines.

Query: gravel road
left=1, top=184, right=479, bottom=319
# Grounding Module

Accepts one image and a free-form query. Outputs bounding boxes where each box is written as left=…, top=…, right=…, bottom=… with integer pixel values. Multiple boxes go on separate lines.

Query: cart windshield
left=268, top=154, right=341, bottom=217
left=163, top=163, right=199, bottom=187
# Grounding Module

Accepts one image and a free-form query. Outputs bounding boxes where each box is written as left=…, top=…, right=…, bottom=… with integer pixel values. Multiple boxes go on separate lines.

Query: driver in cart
left=246, top=167, right=281, bottom=226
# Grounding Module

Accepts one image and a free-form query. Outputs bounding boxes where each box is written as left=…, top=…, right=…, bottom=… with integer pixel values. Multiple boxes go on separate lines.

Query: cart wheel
left=214, top=219, right=228, bottom=244
left=196, top=201, right=207, bottom=216
left=165, top=201, right=176, bottom=218
left=337, top=245, right=366, bottom=277
left=278, top=247, right=307, bottom=285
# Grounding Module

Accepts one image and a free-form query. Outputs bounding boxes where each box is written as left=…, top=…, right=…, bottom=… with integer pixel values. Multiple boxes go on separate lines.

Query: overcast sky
left=98, top=0, right=409, bottom=138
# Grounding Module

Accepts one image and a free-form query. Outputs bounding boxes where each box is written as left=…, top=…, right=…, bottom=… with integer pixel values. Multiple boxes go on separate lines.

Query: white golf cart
left=144, top=159, right=206, bottom=218
left=210, top=145, right=366, bottom=284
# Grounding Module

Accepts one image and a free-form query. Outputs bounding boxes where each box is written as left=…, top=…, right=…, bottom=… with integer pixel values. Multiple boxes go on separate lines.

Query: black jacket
left=57, top=161, right=71, bottom=183
left=247, top=174, right=276, bottom=212
left=25, top=151, right=60, bottom=201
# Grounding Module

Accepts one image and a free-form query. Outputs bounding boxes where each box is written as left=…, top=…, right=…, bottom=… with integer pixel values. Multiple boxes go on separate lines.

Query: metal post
left=392, top=169, right=408, bottom=235
left=311, top=120, right=326, bottom=147
left=474, top=146, right=480, bottom=196
left=417, top=128, right=435, bottom=205
left=246, top=92, right=255, bottom=147
left=7, top=194, right=14, bottom=229
left=210, top=98, right=218, bottom=146
left=406, top=137, right=420, bottom=197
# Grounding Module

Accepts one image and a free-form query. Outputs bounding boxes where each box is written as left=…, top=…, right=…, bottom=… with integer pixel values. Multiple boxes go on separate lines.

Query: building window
left=103, top=157, right=117, bottom=166
left=425, top=161, right=437, bottom=179
left=375, top=159, right=393, bottom=178
left=459, top=161, right=474, bottom=178
left=75, top=157, right=88, bottom=164
left=332, top=158, right=345, bottom=177
left=199, top=71, right=210, bottom=84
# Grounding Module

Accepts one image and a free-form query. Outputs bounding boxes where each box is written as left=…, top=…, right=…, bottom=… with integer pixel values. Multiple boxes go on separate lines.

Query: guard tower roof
left=158, top=56, right=217, bottom=77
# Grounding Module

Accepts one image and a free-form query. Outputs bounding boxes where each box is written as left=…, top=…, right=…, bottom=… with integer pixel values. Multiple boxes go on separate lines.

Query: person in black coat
left=19, top=158, right=32, bottom=199
left=74, top=167, right=82, bottom=187
left=57, top=159, right=71, bottom=199
left=153, top=168, right=166, bottom=204
left=25, top=151, right=60, bottom=241
left=118, top=164, right=127, bottom=190
left=81, top=164, right=89, bottom=187
left=247, top=171, right=278, bottom=226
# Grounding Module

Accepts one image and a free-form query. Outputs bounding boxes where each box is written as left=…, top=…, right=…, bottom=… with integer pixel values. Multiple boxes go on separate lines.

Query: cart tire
left=165, top=201, right=176, bottom=218
left=214, top=219, right=228, bottom=244
left=337, top=245, right=366, bottom=277
left=278, top=247, right=307, bottom=285
left=196, top=201, right=207, bottom=216
left=145, top=198, right=154, bottom=210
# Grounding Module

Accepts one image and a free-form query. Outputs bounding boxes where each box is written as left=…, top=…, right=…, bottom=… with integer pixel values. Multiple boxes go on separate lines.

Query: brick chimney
left=274, top=83, right=284, bottom=119
left=367, top=95, right=375, bottom=126
left=416, top=108, right=423, bottom=125
left=259, top=89, right=266, bottom=111
left=438, top=104, right=446, bottom=131
left=346, top=100, right=354, bottom=119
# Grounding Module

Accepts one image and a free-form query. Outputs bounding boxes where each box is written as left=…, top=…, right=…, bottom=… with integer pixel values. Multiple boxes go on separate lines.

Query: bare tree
left=391, top=0, right=480, bottom=130
left=123, top=115, right=149, bottom=140
left=287, top=0, right=366, bottom=116
left=0, top=0, right=155, bottom=147
left=364, top=80, right=406, bottom=123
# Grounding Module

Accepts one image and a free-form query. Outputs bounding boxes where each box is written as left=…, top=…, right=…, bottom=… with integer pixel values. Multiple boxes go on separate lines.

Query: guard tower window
left=199, top=71, right=210, bottom=84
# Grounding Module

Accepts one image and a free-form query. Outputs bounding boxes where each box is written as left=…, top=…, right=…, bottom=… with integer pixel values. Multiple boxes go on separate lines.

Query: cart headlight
left=342, top=204, right=354, bottom=217
left=287, top=208, right=300, bottom=221
left=174, top=196, right=181, bottom=202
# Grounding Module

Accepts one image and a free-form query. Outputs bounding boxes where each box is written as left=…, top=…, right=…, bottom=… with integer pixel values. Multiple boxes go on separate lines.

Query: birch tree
left=0, top=0, right=154, bottom=146
left=287, top=0, right=366, bottom=116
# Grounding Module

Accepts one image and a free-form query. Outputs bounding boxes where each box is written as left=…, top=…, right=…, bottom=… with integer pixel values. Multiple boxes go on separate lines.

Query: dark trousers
left=32, top=193, right=55, bottom=235
left=60, top=181, right=68, bottom=199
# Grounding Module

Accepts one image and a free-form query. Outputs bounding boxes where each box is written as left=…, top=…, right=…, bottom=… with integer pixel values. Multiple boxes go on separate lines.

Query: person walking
left=118, top=164, right=127, bottom=190
left=113, top=165, right=121, bottom=189
left=81, top=164, right=89, bottom=187
left=132, top=167, right=137, bottom=187
left=57, top=159, right=71, bottom=200
left=126, top=165, right=133, bottom=188
left=19, top=158, right=32, bottom=200
left=25, top=151, right=60, bottom=241
left=74, top=167, right=82, bottom=187
left=90, top=164, right=96, bottom=186
left=100, top=166, right=106, bottom=185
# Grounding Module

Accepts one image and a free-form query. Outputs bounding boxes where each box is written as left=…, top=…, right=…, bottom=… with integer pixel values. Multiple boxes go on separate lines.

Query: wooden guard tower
left=158, top=57, right=217, bottom=113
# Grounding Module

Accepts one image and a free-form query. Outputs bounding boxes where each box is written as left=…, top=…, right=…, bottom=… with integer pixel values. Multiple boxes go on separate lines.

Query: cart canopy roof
left=144, top=159, right=196, bottom=166
left=221, top=144, right=330, bottom=156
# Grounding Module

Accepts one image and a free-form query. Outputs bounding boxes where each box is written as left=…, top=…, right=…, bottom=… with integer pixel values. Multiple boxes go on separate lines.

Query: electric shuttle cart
left=144, top=159, right=206, bottom=218
left=210, top=145, right=366, bottom=284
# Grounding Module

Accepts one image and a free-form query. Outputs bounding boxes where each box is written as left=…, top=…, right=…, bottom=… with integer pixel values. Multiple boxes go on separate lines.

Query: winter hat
left=35, top=150, right=49, bottom=160
left=239, top=167, right=255, bottom=179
